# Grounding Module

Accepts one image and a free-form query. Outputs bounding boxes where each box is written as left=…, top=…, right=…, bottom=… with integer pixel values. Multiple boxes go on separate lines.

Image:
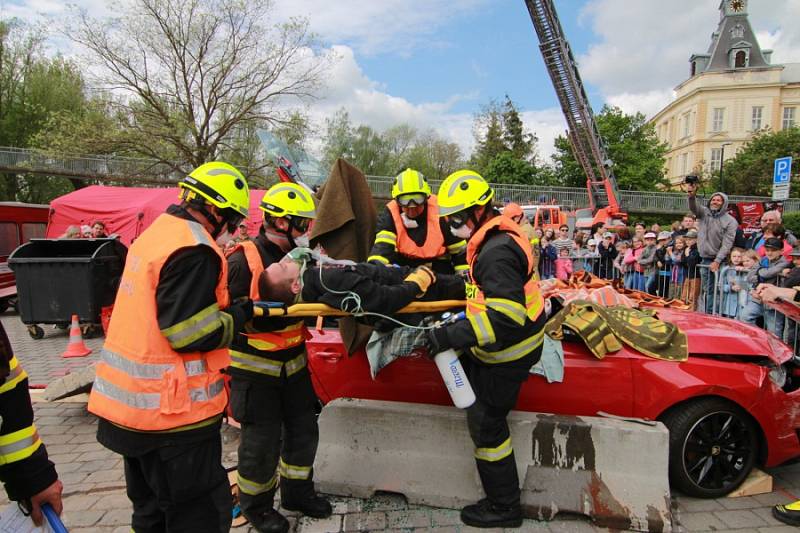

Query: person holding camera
left=686, top=177, right=738, bottom=314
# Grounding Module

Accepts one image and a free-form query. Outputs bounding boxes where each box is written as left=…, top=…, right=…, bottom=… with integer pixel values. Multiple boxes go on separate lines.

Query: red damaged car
left=305, top=307, right=800, bottom=498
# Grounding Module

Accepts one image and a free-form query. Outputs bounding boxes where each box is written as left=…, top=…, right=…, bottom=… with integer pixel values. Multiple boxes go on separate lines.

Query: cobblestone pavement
left=3, top=311, right=800, bottom=532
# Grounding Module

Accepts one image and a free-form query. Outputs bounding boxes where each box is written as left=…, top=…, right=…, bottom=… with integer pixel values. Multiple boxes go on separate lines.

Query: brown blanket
left=310, top=158, right=377, bottom=354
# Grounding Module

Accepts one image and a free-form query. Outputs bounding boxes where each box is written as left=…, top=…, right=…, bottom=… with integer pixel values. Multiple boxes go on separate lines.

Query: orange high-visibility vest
left=464, top=215, right=545, bottom=364
left=88, top=214, right=230, bottom=431
left=230, top=239, right=308, bottom=355
left=387, top=195, right=446, bottom=260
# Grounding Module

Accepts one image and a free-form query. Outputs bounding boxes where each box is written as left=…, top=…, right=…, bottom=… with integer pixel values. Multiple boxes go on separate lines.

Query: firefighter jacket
left=89, top=211, right=234, bottom=433
left=0, top=325, right=57, bottom=502
left=227, top=234, right=308, bottom=382
left=440, top=214, right=545, bottom=373
left=368, top=196, right=468, bottom=275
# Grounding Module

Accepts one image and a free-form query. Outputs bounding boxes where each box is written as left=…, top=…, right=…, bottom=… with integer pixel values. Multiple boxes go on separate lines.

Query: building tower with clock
left=649, top=0, right=800, bottom=186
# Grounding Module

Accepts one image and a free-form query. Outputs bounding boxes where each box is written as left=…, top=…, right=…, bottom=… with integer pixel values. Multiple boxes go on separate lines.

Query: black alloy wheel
left=662, top=398, right=758, bottom=498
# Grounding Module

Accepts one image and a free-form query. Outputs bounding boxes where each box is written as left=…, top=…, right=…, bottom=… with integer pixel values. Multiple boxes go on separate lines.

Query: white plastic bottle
left=433, top=348, right=476, bottom=409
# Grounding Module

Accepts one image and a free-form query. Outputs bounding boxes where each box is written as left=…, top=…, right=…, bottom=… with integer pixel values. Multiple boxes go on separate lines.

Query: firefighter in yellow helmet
left=226, top=181, right=330, bottom=533
left=368, top=168, right=468, bottom=276
left=425, top=170, right=546, bottom=528
left=89, top=161, right=253, bottom=532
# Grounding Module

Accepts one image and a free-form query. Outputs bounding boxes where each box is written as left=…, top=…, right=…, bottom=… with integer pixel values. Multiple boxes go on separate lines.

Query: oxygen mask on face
left=401, top=212, right=419, bottom=229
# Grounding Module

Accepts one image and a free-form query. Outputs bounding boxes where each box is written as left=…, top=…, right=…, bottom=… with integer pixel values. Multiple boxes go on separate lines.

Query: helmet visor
left=397, top=193, right=427, bottom=208
left=446, top=208, right=472, bottom=229
left=287, top=215, right=311, bottom=233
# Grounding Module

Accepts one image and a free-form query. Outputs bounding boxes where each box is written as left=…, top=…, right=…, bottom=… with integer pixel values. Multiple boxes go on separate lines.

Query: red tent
left=47, top=185, right=266, bottom=246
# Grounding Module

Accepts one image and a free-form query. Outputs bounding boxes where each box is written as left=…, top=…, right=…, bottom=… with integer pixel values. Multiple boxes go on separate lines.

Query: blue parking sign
left=774, top=156, right=792, bottom=184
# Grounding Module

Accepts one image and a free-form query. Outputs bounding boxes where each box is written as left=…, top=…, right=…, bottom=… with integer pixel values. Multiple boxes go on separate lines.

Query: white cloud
left=272, top=0, right=489, bottom=56
left=577, top=0, right=800, bottom=118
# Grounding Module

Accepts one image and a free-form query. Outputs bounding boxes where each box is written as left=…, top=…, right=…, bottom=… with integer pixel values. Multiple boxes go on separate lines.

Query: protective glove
left=404, top=265, right=436, bottom=297
left=425, top=326, right=451, bottom=357
left=226, top=298, right=254, bottom=333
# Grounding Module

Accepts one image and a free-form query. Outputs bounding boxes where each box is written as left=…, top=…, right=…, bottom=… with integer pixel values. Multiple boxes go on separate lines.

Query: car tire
left=662, top=397, right=758, bottom=498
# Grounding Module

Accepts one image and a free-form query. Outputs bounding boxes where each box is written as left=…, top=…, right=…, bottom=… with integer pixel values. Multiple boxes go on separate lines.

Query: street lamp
left=719, top=142, right=732, bottom=193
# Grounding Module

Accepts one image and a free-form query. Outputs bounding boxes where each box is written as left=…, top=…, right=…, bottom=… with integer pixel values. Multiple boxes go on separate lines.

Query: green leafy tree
left=67, top=0, right=331, bottom=173
left=551, top=105, right=668, bottom=191
left=470, top=100, right=507, bottom=172
left=321, top=108, right=354, bottom=171
left=709, top=127, right=800, bottom=196
left=501, top=95, right=537, bottom=164
left=0, top=19, right=94, bottom=202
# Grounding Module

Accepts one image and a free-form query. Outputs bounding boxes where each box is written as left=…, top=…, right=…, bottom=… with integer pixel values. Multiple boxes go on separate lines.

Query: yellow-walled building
left=650, top=0, right=800, bottom=187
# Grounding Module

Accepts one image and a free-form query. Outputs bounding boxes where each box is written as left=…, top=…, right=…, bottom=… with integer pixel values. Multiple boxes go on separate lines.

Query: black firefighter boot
left=460, top=498, right=523, bottom=529
left=280, top=479, right=332, bottom=519
left=244, top=508, right=290, bottom=533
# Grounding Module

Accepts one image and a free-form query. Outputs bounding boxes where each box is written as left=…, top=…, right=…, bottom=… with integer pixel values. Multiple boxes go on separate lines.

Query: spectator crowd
left=505, top=187, right=800, bottom=342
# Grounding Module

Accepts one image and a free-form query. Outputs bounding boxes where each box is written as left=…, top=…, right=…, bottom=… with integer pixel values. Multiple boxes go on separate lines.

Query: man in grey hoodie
left=687, top=183, right=738, bottom=313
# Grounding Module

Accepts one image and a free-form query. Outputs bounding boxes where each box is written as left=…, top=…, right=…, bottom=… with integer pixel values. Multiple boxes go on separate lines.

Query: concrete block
left=43, top=365, right=96, bottom=401
left=315, top=399, right=672, bottom=532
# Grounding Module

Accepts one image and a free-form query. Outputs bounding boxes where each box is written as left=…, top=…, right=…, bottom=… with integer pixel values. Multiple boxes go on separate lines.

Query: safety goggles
left=397, top=193, right=427, bottom=208
left=286, top=215, right=311, bottom=233
left=447, top=208, right=473, bottom=229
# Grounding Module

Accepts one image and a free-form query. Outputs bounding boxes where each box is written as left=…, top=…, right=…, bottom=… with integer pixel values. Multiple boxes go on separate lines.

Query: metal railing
left=1, top=146, right=798, bottom=214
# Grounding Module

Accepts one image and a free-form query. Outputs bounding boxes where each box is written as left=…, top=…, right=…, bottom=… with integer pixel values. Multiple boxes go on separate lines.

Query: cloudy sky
left=4, top=0, right=800, bottom=162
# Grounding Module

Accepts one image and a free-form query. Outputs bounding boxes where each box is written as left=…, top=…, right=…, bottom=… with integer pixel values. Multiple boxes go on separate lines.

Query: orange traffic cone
left=62, top=315, right=92, bottom=358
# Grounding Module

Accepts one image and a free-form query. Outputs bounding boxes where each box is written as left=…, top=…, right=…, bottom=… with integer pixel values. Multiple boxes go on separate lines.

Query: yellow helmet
left=437, top=170, right=494, bottom=217
left=259, top=182, right=317, bottom=219
left=391, top=168, right=431, bottom=199
left=179, top=162, right=250, bottom=217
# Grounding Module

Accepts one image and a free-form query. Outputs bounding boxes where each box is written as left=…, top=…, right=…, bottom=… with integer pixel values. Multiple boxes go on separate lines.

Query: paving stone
left=72, top=442, right=105, bottom=453
left=39, top=433, right=76, bottom=445
left=461, top=526, right=505, bottom=533
left=54, top=461, right=83, bottom=474
left=48, top=452, right=82, bottom=464
left=59, top=471, right=91, bottom=486
left=92, top=492, right=131, bottom=511
left=62, top=508, right=105, bottom=527
left=430, top=508, right=461, bottom=526
left=676, top=496, right=726, bottom=513
left=85, top=469, right=124, bottom=483
left=70, top=432, right=101, bottom=444
left=296, top=514, right=343, bottom=533
left=385, top=509, right=431, bottom=529
left=757, top=527, right=800, bottom=533
left=98, top=508, right=132, bottom=526
left=679, top=511, right=728, bottom=531
left=62, top=493, right=101, bottom=512
left=714, top=509, right=770, bottom=529
left=343, top=511, right=386, bottom=531
left=76, top=449, right=115, bottom=462
left=753, top=492, right=795, bottom=506
left=719, top=495, right=764, bottom=510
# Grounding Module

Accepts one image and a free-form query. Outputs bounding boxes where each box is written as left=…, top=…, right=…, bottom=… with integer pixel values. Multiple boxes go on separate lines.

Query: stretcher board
left=254, top=300, right=466, bottom=317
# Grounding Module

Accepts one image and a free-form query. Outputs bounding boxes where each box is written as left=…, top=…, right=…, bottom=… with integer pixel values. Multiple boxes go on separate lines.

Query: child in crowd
left=738, top=250, right=760, bottom=320
left=720, top=247, right=747, bottom=319
left=638, top=232, right=657, bottom=294
left=613, top=240, right=629, bottom=280
left=681, top=230, right=702, bottom=310
left=555, top=246, right=573, bottom=281
left=742, top=238, right=791, bottom=336
left=654, top=232, right=672, bottom=297
left=539, top=236, right=557, bottom=280
left=668, top=236, right=687, bottom=300
left=597, top=232, right=618, bottom=279
left=623, top=237, right=646, bottom=291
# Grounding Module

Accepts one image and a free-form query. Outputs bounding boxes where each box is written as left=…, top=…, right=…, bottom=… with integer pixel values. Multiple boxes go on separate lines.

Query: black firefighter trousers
left=124, top=434, right=231, bottom=533
left=230, top=367, right=320, bottom=520
left=463, top=355, right=539, bottom=508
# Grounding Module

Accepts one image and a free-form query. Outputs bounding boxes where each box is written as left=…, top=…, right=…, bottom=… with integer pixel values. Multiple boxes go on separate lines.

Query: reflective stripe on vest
left=93, top=376, right=225, bottom=410
left=230, top=350, right=306, bottom=377
left=279, top=458, right=311, bottom=480
left=465, top=215, right=545, bottom=364
left=0, top=425, right=42, bottom=466
left=386, top=195, right=446, bottom=260
left=474, top=436, right=513, bottom=462
left=88, top=214, right=230, bottom=431
left=0, top=357, right=27, bottom=394
left=101, top=348, right=209, bottom=378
